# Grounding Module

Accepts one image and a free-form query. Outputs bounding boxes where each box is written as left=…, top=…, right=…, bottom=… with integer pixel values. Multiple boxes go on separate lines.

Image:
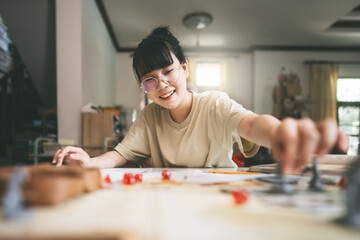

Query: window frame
left=336, top=77, right=360, bottom=155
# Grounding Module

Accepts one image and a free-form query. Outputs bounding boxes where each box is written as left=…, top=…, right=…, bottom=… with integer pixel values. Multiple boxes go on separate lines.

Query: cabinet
left=82, top=112, right=115, bottom=155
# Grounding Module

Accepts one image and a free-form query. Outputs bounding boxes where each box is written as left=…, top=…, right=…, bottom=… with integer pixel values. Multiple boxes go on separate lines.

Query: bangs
left=133, top=41, right=174, bottom=81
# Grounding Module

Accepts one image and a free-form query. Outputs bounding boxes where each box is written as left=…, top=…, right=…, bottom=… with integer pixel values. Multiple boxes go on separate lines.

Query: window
left=195, top=62, right=221, bottom=87
left=337, top=78, right=360, bottom=155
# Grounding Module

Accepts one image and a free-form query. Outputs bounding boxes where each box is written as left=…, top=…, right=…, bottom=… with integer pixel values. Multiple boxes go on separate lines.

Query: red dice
left=162, top=169, right=171, bottom=180
left=134, top=173, right=143, bottom=182
left=122, top=173, right=143, bottom=185
left=232, top=190, right=249, bottom=205
left=123, top=173, right=137, bottom=185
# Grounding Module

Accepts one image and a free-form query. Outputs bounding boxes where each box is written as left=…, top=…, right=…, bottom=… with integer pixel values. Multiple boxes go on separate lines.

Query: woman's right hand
left=52, top=146, right=91, bottom=167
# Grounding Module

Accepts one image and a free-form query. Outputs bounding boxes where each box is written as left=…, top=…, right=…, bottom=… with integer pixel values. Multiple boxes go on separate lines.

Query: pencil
left=207, top=170, right=260, bottom=175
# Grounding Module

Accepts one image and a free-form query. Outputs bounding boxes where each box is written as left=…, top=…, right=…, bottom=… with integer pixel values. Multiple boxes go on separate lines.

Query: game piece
left=259, top=161, right=299, bottom=185
left=103, top=174, right=112, bottom=184
left=308, top=157, right=326, bottom=192
left=123, top=173, right=136, bottom=185
left=162, top=170, right=171, bottom=180
left=267, top=162, right=294, bottom=194
left=232, top=190, right=248, bottom=205
left=2, top=168, right=31, bottom=220
left=134, top=174, right=142, bottom=182
left=259, top=175, right=298, bottom=184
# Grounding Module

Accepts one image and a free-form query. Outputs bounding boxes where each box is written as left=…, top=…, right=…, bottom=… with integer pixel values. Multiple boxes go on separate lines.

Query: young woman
left=53, top=27, right=348, bottom=173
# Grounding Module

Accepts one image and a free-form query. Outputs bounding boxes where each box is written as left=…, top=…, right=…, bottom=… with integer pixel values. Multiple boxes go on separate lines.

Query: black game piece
left=266, top=162, right=294, bottom=194
left=308, top=157, right=326, bottom=192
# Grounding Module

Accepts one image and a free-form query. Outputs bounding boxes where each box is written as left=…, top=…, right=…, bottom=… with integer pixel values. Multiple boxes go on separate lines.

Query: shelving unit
left=0, top=14, right=44, bottom=166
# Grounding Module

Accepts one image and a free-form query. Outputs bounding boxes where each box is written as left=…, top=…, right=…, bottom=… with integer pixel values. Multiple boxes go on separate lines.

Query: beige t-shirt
left=115, top=91, right=259, bottom=167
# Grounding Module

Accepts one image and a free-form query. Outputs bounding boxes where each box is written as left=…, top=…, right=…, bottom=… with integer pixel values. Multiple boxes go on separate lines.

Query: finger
left=55, top=146, right=79, bottom=167
left=64, top=158, right=82, bottom=167
left=271, top=142, right=283, bottom=163
left=52, top=149, right=62, bottom=164
left=68, top=153, right=89, bottom=167
left=296, top=118, right=319, bottom=171
left=337, top=130, right=349, bottom=153
left=316, top=119, right=338, bottom=156
left=56, top=153, right=66, bottom=166
left=60, top=146, right=85, bottom=155
left=271, top=131, right=285, bottom=164
left=279, top=118, right=299, bottom=174
left=63, top=146, right=90, bottom=158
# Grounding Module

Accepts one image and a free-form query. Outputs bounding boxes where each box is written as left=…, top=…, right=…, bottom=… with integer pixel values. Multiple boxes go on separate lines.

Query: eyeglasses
left=140, top=64, right=183, bottom=93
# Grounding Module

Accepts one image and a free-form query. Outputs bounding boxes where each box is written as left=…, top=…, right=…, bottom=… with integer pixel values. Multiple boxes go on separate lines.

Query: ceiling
left=100, top=0, right=360, bottom=52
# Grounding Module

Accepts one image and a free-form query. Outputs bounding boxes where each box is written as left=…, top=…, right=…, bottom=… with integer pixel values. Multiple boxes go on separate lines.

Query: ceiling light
left=183, top=12, right=213, bottom=30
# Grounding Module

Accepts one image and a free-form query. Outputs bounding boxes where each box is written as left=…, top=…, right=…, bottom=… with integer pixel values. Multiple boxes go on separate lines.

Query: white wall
left=116, top=53, right=144, bottom=112
left=253, top=51, right=360, bottom=115
left=223, top=54, right=253, bottom=110
left=56, top=0, right=83, bottom=145
left=339, top=64, right=360, bottom=77
left=82, top=0, right=117, bottom=106
left=56, top=0, right=117, bottom=145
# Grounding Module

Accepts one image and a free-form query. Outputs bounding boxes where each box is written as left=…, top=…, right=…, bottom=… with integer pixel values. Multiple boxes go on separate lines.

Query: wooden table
left=0, top=167, right=359, bottom=240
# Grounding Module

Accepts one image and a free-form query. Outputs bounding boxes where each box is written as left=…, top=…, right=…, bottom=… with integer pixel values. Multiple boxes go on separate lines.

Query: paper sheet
left=100, top=169, right=272, bottom=184
left=168, top=170, right=271, bottom=184
left=141, top=170, right=272, bottom=184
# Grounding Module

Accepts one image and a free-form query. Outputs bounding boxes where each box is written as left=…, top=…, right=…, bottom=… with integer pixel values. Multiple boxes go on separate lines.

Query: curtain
left=309, top=63, right=339, bottom=121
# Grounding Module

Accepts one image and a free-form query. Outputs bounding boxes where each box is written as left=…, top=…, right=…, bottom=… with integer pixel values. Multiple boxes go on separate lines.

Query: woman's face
left=140, top=52, right=189, bottom=110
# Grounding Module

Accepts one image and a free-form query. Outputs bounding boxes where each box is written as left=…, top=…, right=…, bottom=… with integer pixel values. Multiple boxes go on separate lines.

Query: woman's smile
left=159, top=90, right=176, bottom=100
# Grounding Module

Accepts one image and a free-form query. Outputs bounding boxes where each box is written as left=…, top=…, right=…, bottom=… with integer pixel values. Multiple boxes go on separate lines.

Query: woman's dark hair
left=133, top=27, right=186, bottom=83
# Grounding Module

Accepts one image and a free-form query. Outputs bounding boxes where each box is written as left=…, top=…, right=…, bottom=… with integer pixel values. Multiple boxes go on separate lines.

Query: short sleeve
left=208, top=92, right=259, bottom=157
left=114, top=111, right=150, bottom=161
